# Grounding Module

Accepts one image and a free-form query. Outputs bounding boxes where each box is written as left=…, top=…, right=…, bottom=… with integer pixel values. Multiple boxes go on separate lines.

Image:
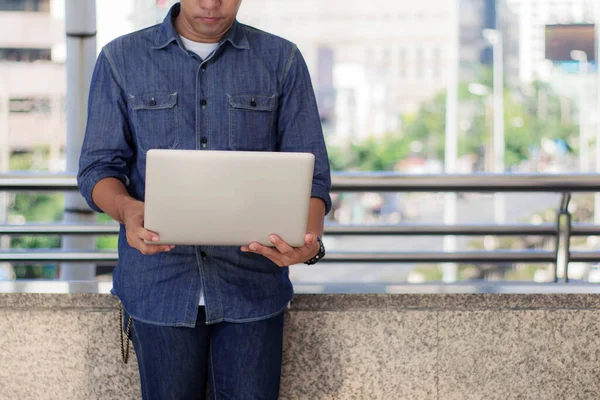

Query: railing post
left=61, top=0, right=97, bottom=280
left=554, top=192, right=572, bottom=283
left=0, top=64, right=13, bottom=280
left=442, top=0, right=459, bottom=284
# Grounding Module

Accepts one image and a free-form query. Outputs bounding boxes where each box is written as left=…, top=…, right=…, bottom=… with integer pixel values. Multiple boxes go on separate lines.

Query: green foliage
left=96, top=213, right=118, bottom=249
left=10, top=153, right=33, bottom=171
left=328, top=67, right=578, bottom=172
left=8, top=150, right=63, bottom=278
left=9, top=193, right=63, bottom=277
left=402, top=92, right=447, bottom=161
left=328, top=134, right=413, bottom=172
left=13, top=264, right=58, bottom=279
left=96, top=236, right=118, bottom=249
left=460, top=73, right=576, bottom=170
left=9, top=150, right=64, bottom=250
left=327, top=144, right=353, bottom=171
left=10, top=192, right=64, bottom=223
left=10, top=147, right=51, bottom=171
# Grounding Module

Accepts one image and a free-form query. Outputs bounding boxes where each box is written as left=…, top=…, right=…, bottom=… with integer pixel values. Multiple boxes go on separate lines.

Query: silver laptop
left=143, top=149, right=315, bottom=247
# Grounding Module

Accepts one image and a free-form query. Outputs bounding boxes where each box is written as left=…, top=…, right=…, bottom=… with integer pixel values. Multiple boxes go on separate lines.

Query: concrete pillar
left=60, top=0, right=97, bottom=281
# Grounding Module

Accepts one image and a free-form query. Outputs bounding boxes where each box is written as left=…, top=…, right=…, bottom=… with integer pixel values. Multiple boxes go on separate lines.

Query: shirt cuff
left=78, top=170, right=129, bottom=213
left=311, top=184, right=332, bottom=215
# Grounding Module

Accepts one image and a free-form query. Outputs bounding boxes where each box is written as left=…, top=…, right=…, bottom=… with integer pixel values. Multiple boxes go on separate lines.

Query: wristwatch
left=305, top=235, right=326, bottom=265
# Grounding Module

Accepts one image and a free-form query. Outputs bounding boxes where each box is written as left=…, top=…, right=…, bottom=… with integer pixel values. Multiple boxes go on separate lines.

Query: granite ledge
left=1, top=293, right=600, bottom=311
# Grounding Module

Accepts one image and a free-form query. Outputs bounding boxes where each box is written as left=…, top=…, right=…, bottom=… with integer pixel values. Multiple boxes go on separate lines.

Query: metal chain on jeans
left=119, top=301, right=133, bottom=364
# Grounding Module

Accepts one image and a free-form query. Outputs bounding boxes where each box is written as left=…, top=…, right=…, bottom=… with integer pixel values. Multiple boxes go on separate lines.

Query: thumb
left=304, top=232, right=316, bottom=246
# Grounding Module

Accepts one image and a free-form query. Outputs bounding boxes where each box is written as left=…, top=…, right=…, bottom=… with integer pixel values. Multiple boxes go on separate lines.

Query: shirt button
left=200, top=251, right=207, bottom=258
left=201, top=99, right=207, bottom=106
left=201, top=137, right=208, bottom=147
left=201, top=64, right=207, bottom=71
left=150, top=97, right=156, bottom=106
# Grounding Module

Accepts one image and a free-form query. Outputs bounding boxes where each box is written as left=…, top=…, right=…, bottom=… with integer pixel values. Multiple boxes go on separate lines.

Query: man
left=77, top=0, right=331, bottom=398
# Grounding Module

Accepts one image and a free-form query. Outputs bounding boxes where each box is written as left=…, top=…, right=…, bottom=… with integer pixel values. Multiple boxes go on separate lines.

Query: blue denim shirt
left=77, top=4, right=331, bottom=327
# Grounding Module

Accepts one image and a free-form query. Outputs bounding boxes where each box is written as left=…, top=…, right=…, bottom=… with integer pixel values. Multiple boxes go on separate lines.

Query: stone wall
left=1, top=293, right=599, bottom=399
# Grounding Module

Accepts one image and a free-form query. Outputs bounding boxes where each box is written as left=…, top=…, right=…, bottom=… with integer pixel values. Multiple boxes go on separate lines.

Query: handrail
left=2, top=173, right=600, bottom=192
left=1, top=249, right=599, bottom=264
left=331, top=173, right=600, bottom=192
left=1, top=222, right=599, bottom=236
left=0, top=174, right=76, bottom=191
left=1, top=174, right=600, bottom=282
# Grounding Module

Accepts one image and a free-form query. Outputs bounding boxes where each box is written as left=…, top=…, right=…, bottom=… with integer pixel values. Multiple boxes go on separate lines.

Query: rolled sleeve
left=78, top=170, right=129, bottom=213
left=311, top=182, right=331, bottom=212
left=276, top=46, right=332, bottom=214
left=77, top=48, right=134, bottom=213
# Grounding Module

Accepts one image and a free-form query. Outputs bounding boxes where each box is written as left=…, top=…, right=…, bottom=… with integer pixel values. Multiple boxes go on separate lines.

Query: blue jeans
left=129, top=308, right=285, bottom=399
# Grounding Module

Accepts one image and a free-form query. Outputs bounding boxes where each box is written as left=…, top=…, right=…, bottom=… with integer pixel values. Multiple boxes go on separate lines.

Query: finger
left=248, top=242, right=268, bottom=253
left=138, top=240, right=172, bottom=255
left=137, top=236, right=171, bottom=253
left=133, top=225, right=160, bottom=243
left=159, top=244, right=174, bottom=251
left=141, top=246, right=171, bottom=255
left=248, top=242, right=284, bottom=264
left=269, top=235, right=295, bottom=254
left=125, top=230, right=170, bottom=253
left=304, top=233, right=316, bottom=246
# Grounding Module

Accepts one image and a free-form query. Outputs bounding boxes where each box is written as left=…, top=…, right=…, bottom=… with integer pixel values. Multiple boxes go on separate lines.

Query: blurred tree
left=463, top=77, right=575, bottom=170
left=8, top=151, right=118, bottom=278
left=96, top=213, right=118, bottom=249
left=328, top=134, right=412, bottom=171
left=402, top=92, right=447, bottom=161
left=328, top=67, right=577, bottom=172
left=8, top=151, right=63, bottom=278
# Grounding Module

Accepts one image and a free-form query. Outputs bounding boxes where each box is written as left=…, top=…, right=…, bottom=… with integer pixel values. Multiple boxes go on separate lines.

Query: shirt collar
left=152, top=3, right=249, bottom=51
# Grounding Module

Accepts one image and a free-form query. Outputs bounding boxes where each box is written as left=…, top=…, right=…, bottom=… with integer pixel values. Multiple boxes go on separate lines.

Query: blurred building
left=237, top=0, right=459, bottom=141
left=0, top=0, right=65, bottom=169
left=505, top=0, right=598, bottom=174
left=0, top=0, right=531, bottom=153
left=469, top=0, right=520, bottom=88
left=234, top=0, right=522, bottom=142
left=506, top=0, right=597, bottom=83
left=0, top=0, right=157, bottom=169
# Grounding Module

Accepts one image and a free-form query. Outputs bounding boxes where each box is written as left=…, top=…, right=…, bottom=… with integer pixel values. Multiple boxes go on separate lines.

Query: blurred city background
left=1, top=0, right=600, bottom=290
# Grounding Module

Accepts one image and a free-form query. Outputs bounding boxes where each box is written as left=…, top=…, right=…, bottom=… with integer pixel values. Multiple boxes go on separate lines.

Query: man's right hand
left=121, top=198, right=174, bottom=255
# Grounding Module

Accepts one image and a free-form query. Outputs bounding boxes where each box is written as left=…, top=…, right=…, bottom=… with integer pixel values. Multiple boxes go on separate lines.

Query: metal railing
left=1, top=173, right=600, bottom=283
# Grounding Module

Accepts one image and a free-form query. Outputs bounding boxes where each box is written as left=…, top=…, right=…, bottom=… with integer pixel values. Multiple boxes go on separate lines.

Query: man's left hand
left=241, top=233, right=319, bottom=267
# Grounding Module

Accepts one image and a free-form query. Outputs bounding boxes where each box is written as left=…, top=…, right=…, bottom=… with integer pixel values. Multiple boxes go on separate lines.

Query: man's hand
left=240, top=233, right=319, bottom=267
left=121, top=199, right=174, bottom=255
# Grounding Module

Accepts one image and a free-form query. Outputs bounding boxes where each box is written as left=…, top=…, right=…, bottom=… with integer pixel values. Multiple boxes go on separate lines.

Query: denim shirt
left=77, top=3, right=331, bottom=327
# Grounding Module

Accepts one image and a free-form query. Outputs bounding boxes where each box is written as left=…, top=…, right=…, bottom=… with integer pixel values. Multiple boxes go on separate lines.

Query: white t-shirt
left=180, top=36, right=218, bottom=306
left=180, top=36, right=218, bottom=61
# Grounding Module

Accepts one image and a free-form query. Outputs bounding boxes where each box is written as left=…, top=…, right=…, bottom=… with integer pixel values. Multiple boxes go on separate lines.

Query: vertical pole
left=580, top=58, right=589, bottom=173
left=60, top=0, right=97, bottom=281
left=0, top=64, right=12, bottom=280
left=49, top=94, right=62, bottom=171
left=492, top=32, right=505, bottom=224
left=594, top=8, right=600, bottom=225
left=442, top=0, right=459, bottom=283
left=571, top=51, right=589, bottom=172
left=555, top=193, right=572, bottom=283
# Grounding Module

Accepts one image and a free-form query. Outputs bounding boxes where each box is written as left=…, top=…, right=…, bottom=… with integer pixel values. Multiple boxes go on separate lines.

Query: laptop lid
left=143, top=149, right=315, bottom=247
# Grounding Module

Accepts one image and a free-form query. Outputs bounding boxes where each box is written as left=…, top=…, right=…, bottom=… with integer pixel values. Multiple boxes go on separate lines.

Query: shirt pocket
left=228, top=94, right=277, bottom=151
left=129, top=92, right=179, bottom=153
